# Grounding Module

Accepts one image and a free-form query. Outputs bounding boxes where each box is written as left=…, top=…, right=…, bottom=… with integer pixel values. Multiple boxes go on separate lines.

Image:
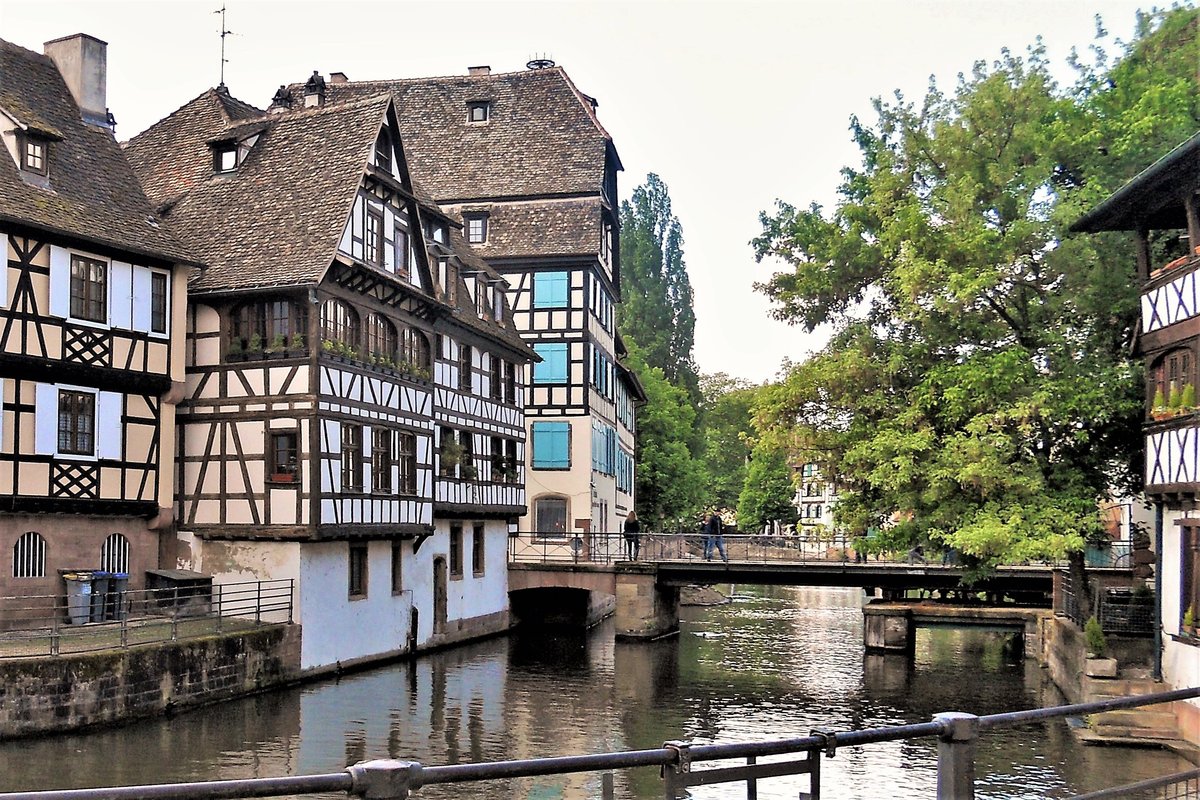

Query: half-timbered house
left=300, top=64, right=645, bottom=542
left=0, top=35, right=194, bottom=621
left=1071, top=130, right=1200, bottom=746
left=125, top=82, right=533, bottom=672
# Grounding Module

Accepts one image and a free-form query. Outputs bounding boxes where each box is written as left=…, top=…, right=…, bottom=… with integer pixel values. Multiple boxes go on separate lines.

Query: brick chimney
left=468, top=65, right=491, bottom=76
left=44, top=33, right=110, bottom=129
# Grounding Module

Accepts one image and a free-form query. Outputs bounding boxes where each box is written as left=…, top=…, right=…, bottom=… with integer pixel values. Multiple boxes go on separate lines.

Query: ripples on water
left=0, top=585, right=1188, bottom=799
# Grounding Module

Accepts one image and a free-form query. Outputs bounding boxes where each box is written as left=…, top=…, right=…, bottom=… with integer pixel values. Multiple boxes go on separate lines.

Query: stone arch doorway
left=433, top=556, right=448, bottom=635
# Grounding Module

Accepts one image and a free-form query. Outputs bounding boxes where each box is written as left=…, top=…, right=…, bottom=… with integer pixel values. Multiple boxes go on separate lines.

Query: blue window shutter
left=533, top=271, right=568, bottom=308
left=532, top=422, right=569, bottom=469
left=533, top=343, right=567, bottom=383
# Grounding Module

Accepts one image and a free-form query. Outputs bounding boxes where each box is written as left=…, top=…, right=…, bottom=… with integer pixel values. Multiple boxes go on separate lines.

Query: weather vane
left=214, top=4, right=233, bottom=88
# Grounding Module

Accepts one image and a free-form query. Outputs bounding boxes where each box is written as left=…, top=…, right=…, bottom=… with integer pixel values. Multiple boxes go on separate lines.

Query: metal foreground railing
left=1, top=687, right=1195, bottom=800
left=0, top=579, right=294, bottom=658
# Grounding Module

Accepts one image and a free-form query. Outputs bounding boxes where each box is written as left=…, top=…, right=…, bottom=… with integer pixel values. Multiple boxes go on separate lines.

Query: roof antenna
left=214, top=3, right=234, bottom=90
left=526, top=54, right=555, bottom=70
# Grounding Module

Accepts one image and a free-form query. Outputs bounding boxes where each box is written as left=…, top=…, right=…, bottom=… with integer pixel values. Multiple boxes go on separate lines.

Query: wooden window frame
left=466, top=101, right=490, bottom=124
left=1183, top=523, right=1200, bottom=631
left=20, top=134, right=48, bottom=175
left=534, top=496, right=568, bottom=540
left=399, top=326, right=429, bottom=372
left=490, top=358, right=503, bottom=401
left=58, top=389, right=95, bottom=456
left=365, top=208, right=384, bottom=266
left=348, top=543, right=368, bottom=599
left=449, top=525, right=463, bottom=578
left=394, top=227, right=409, bottom=278
left=458, top=344, right=472, bottom=392
left=472, top=524, right=485, bottom=576
left=397, top=431, right=417, bottom=495
left=391, top=541, right=403, bottom=595
left=372, top=427, right=394, bottom=494
left=504, top=362, right=517, bottom=405
left=150, top=272, right=169, bottom=334
left=70, top=255, right=107, bottom=323
left=465, top=214, right=488, bottom=244
left=365, top=314, right=397, bottom=360
left=375, top=130, right=392, bottom=174
left=320, top=299, right=360, bottom=350
left=268, top=431, right=299, bottom=484
left=341, top=423, right=363, bottom=492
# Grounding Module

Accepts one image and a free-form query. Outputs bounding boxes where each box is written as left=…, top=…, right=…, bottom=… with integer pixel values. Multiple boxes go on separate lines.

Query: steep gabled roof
left=298, top=67, right=616, bottom=202
left=0, top=38, right=193, bottom=265
left=126, top=92, right=393, bottom=293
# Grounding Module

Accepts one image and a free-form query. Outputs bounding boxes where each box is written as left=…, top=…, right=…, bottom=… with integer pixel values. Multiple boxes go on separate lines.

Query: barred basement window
left=100, top=533, right=130, bottom=574
left=12, top=531, right=46, bottom=578
left=472, top=524, right=485, bottom=576
left=450, top=525, right=463, bottom=578
left=348, top=543, right=368, bottom=599
left=391, top=541, right=403, bottom=595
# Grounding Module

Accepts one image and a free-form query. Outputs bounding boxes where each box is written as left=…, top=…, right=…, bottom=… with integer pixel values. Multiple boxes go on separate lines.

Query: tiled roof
left=0, top=39, right=193, bottom=265
left=296, top=67, right=613, bottom=201
left=126, top=92, right=393, bottom=293
left=460, top=197, right=601, bottom=259
left=442, top=226, right=533, bottom=357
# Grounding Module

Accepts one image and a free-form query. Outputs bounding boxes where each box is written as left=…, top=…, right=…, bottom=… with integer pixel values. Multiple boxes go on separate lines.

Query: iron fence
left=0, top=579, right=294, bottom=658
left=1073, top=769, right=1200, bottom=799
left=0, top=686, right=1194, bottom=799
left=1057, top=569, right=1156, bottom=636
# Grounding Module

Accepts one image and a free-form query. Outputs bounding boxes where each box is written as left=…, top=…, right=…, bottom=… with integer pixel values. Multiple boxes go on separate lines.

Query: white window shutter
left=131, top=266, right=151, bottom=332
left=110, top=261, right=133, bottom=329
left=49, top=246, right=70, bottom=318
left=97, top=392, right=122, bottom=459
left=383, top=208, right=396, bottom=271
left=34, top=383, right=57, bottom=455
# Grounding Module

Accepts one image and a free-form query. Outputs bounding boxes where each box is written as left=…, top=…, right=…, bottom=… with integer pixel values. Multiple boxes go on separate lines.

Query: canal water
left=0, top=585, right=1189, bottom=799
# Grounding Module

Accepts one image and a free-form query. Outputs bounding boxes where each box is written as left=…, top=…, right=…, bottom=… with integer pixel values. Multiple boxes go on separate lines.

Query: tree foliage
left=699, top=373, right=758, bottom=512
left=627, top=346, right=707, bottom=530
left=750, top=7, right=1198, bottom=573
left=619, top=174, right=701, bottom=402
left=737, top=436, right=800, bottom=533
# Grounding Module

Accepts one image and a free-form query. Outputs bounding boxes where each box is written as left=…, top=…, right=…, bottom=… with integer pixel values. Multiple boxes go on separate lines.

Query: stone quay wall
left=0, top=624, right=301, bottom=739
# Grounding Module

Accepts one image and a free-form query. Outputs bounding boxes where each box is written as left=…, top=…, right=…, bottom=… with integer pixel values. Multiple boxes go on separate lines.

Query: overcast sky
left=1, top=0, right=1153, bottom=383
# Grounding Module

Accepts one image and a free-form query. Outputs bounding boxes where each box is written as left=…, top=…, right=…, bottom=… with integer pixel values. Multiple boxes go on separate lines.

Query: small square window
left=21, top=135, right=47, bottom=175
left=214, top=145, right=238, bottom=172
left=465, top=214, right=488, bottom=244
left=270, top=431, right=299, bottom=483
left=467, top=101, right=490, bottom=123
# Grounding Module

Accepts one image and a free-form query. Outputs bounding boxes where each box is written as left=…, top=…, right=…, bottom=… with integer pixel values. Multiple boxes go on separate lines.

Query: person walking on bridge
left=623, top=510, right=642, bottom=561
left=704, top=512, right=728, bottom=563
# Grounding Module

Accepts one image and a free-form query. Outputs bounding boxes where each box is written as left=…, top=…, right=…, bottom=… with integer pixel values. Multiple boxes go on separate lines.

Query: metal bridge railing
left=1, top=686, right=1194, bottom=799
left=0, top=579, right=294, bottom=659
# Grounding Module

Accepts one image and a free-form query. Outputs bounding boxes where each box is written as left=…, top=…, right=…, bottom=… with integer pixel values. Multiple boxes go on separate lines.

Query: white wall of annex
left=299, top=540, right=411, bottom=671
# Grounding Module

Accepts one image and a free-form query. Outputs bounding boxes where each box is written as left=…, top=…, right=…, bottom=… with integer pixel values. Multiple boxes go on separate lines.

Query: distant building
left=0, top=36, right=194, bottom=619
left=125, top=83, right=534, bottom=672
left=297, top=64, right=645, bottom=539
left=1071, top=130, right=1200, bottom=746
left=793, top=462, right=840, bottom=540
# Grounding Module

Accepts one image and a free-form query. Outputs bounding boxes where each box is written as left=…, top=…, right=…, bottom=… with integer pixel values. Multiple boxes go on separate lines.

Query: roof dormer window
left=465, top=212, right=488, bottom=244
left=19, top=133, right=48, bottom=176
left=214, top=142, right=239, bottom=173
left=467, top=101, right=490, bottom=124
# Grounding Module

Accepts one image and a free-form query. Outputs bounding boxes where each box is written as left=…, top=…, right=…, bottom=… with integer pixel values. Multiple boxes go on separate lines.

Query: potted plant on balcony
left=226, top=336, right=244, bottom=362
left=245, top=333, right=264, bottom=360
left=1151, top=387, right=1169, bottom=420
left=288, top=332, right=305, bottom=355
left=440, top=437, right=463, bottom=476
left=460, top=462, right=478, bottom=481
left=1182, top=383, right=1196, bottom=415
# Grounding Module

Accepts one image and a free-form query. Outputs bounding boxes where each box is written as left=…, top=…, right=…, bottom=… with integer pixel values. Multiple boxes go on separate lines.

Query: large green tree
left=699, top=373, right=757, bottom=512
left=751, top=8, right=1198, bottom=575
left=619, top=174, right=700, bottom=401
left=628, top=347, right=707, bottom=530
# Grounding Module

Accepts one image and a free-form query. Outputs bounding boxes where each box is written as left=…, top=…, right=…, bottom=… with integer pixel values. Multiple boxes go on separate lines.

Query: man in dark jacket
left=703, top=513, right=728, bottom=563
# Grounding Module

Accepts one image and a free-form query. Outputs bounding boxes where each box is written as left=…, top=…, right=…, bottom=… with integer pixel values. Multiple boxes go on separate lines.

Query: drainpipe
left=1153, top=502, right=1163, bottom=681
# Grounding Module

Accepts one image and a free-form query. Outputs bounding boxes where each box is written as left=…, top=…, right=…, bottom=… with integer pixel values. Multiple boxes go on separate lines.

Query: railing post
left=256, top=580, right=263, bottom=625
left=934, top=712, right=979, bottom=800
left=288, top=578, right=295, bottom=624
left=661, top=740, right=691, bottom=799
left=215, top=583, right=223, bottom=632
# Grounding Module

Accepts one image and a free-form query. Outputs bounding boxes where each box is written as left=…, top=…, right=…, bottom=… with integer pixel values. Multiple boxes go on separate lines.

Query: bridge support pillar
left=863, top=604, right=914, bottom=654
left=614, top=571, right=679, bottom=640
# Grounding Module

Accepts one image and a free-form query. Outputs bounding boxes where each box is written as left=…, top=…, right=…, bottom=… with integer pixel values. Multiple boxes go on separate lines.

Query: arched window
left=534, top=496, right=568, bottom=540
left=365, top=314, right=397, bottom=359
left=399, top=326, right=430, bottom=371
left=229, top=299, right=307, bottom=352
left=320, top=300, right=359, bottom=349
left=100, top=533, right=130, bottom=574
left=1151, top=347, right=1195, bottom=408
left=13, top=531, right=46, bottom=578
